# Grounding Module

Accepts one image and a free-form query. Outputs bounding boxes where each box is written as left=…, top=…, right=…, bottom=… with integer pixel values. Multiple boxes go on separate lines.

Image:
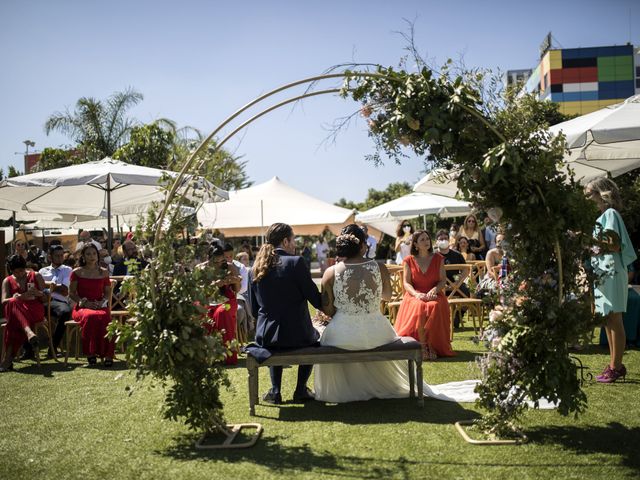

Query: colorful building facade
left=521, top=44, right=640, bottom=115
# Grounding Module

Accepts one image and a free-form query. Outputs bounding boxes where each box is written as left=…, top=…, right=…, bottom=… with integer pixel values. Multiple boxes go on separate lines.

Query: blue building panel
left=563, top=91, right=582, bottom=102
left=580, top=91, right=598, bottom=101
left=551, top=92, right=564, bottom=102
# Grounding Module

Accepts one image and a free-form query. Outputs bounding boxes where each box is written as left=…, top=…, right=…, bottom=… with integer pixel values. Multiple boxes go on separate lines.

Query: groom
left=248, top=222, right=322, bottom=404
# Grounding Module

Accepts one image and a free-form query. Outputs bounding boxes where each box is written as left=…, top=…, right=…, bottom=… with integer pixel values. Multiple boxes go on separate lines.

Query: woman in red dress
left=394, top=230, right=455, bottom=359
left=199, top=244, right=241, bottom=365
left=68, top=243, right=114, bottom=366
left=0, top=255, right=46, bottom=372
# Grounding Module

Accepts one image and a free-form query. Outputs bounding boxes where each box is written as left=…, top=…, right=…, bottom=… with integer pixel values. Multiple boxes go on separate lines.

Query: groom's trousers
left=269, top=364, right=313, bottom=393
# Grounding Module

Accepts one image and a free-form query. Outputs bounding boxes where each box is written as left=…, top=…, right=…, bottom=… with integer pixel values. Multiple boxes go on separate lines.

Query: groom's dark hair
left=252, top=223, right=293, bottom=282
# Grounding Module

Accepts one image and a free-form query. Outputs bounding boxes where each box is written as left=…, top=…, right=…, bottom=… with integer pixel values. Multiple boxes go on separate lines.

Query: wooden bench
left=246, top=336, right=424, bottom=415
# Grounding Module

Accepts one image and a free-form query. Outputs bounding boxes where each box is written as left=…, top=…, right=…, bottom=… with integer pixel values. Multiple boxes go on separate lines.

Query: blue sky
left=1, top=0, right=638, bottom=203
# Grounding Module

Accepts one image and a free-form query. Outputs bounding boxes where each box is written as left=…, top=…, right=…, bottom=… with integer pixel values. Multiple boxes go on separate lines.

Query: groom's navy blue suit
left=249, top=248, right=322, bottom=395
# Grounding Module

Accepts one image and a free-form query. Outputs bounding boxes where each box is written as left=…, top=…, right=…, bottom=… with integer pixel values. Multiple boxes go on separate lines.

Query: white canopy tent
left=356, top=192, right=472, bottom=237
left=0, top=158, right=227, bottom=247
left=198, top=176, right=357, bottom=237
left=548, top=94, right=640, bottom=183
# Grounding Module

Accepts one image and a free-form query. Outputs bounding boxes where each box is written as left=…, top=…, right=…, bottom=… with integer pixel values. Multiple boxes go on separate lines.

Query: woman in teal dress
left=586, top=178, right=636, bottom=383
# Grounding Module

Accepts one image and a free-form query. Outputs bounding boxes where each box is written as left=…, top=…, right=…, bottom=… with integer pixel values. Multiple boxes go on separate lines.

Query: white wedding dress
left=314, top=259, right=480, bottom=404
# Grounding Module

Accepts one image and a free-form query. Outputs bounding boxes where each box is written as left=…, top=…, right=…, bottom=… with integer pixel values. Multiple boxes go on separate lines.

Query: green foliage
left=113, top=122, right=175, bottom=169
left=343, top=64, right=600, bottom=435
left=335, top=181, right=412, bottom=211
left=109, top=205, right=232, bottom=434
left=44, top=88, right=143, bottom=160
left=8, top=166, right=21, bottom=177
left=32, top=147, right=83, bottom=172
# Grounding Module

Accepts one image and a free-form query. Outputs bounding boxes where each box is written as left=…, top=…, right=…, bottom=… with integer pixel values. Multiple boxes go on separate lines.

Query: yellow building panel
left=598, top=99, right=624, bottom=108
left=548, top=50, right=562, bottom=70
left=559, top=101, right=583, bottom=115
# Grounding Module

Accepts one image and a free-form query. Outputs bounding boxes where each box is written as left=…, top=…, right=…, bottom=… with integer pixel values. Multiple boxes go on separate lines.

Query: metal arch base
left=194, top=423, right=263, bottom=450
left=454, top=420, right=528, bottom=445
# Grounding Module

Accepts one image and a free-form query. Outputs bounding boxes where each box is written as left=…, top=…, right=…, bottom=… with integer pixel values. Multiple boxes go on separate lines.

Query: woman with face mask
left=395, top=221, right=414, bottom=264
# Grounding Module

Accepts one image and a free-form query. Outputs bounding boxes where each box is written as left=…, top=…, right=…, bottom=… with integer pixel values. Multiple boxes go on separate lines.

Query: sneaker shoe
left=292, top=387, right=315, bottom=403
left=262, top=391, right=282, bottom=405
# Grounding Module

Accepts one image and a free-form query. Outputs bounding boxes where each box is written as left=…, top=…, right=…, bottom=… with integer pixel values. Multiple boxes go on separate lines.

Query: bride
left=314, top=224, right=479, bottom=404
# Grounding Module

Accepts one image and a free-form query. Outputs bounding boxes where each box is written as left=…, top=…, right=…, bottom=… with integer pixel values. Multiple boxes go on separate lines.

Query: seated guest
left=13, top=240, right=29, bottom=263
left=0, top=255, right=46, bottom=372
left=393, top=230, right=454, bottom=360
left=110, top=239, right=124, bottom=264
left=456, top=236, right=476, bottom=261
left=28, top=244, right=45, bottom=271
left=436, top=229, right=469, bottom=328
left=63, top=250, right=77, bottom=268
left=76, top=230, right=102, bottom=252
left=477, top=234, right=506, bottom=296
left=39, top=245, right=73, bottom=357
left=98, top=248, right=114, bottom=275
left=223, top=242, right=254, bottom=339
left=199, top=244, right=241, bottom=365
left=112, top=240, right=148, bottom=276
left=456, top=214, right=486, bottom=260
left=68, top=244, right=114, bottom=366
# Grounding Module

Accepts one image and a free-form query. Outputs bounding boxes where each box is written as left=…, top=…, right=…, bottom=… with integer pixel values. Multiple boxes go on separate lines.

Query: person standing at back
left=248, top=223, right=322, bottom=404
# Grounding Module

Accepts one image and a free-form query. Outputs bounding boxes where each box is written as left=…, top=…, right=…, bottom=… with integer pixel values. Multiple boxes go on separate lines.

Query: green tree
left=44, top=88, right=143, bottom=161
left=335, top=182, right=412, bottom=211
left=8, top=166, right=21, bottom=177
left=32, top=147, right=82, bottom=172
left=113, top=122, right=175, bottom=169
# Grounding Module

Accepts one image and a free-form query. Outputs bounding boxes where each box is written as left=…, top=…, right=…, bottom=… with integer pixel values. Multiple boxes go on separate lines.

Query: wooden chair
left=466, top=260, right=487, bottom=295
left=444, top=264, right=484, bottom=339
left=64, top=279, right=116, bottom=365
left=381, top=265, right=404, bottom=324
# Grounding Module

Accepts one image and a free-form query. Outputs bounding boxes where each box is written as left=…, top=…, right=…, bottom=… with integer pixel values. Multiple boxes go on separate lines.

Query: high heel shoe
left=422, top=345, right=438, bottom=361
left=597, top=364, right=626, bottom=383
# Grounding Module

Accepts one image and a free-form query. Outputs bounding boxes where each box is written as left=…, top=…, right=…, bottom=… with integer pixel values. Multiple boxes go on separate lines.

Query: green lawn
left=1, top=329, right=639, bottom=480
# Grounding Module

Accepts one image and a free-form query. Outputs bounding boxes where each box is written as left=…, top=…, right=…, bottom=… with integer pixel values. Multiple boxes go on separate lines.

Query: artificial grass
left=1, top=330, right=639, bottom=480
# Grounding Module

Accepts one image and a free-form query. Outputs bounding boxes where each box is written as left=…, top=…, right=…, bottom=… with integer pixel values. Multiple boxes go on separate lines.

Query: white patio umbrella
left=0, top=158, right=227, bottom=247
left=413, top=168, right=461, bottom=197
left=356, top=192, right=472, bottom=237
left=548, top=94, right=640, bottom=183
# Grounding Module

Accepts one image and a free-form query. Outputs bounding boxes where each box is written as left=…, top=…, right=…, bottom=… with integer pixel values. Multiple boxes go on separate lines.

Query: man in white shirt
left=39, top=244, right=73, bottom=356
left=361, top=225, right=378, bottom=259
left=223, top=243, right=253, bottom=335
left=75, top=230, right=102, bottom=253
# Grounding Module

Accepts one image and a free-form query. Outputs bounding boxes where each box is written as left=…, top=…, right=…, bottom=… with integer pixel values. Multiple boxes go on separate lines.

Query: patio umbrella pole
left=107, top=175, right=112, bottom=251
left=11, top=211, right=16, bottom=253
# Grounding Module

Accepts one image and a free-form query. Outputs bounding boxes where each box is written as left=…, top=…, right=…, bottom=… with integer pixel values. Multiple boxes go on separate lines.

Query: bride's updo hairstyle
left=336, top=224, right=367, bottom=258
left=252, top=222, right=293, bottom=283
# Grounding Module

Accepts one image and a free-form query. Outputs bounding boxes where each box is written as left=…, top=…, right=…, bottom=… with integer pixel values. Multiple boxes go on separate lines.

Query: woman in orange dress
left=0, top=255, right=46, bottom=372
left=394, top=230, right=455, bottom=359
left=69, top=243, right=114, bottom=366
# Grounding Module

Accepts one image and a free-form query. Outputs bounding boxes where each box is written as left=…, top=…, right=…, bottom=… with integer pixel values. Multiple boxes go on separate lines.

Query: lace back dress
left=313, top=260, right=481, bottom=404
left=314, top=260, right=412, bottom=402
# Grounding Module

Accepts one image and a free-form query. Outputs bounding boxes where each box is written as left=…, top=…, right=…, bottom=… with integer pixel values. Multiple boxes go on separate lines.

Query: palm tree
left=44, top=88, right=143, bottom=160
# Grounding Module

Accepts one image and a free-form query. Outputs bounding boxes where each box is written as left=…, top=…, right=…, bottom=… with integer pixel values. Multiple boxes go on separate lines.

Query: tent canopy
left=413, top=168, right=461, bottom=197
left=198, top=176, right=356, bottom=237
left=356, top=192, right=472, bottom=237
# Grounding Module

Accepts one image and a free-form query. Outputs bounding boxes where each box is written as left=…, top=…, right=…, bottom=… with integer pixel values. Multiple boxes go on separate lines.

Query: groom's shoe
left=262, top=390, right=282, bottom=405
left=292, top=387, right=315, bottom=403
